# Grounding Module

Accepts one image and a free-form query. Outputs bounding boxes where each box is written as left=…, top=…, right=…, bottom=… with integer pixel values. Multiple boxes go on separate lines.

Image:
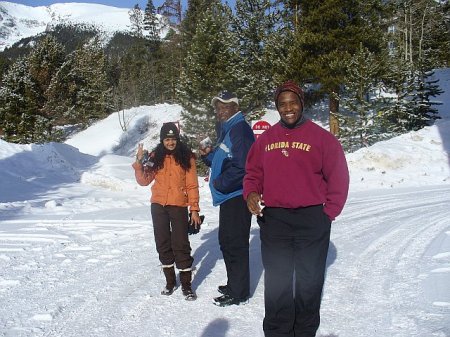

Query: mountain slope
left=0, top=1, right=165, bottom=51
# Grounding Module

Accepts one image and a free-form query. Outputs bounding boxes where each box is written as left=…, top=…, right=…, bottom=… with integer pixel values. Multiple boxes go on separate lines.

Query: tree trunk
left=329, top=95, right=339, bottom=136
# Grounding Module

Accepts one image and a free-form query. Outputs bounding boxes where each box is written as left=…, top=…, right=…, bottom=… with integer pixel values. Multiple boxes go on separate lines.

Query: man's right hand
left=199, top=146, right=212, bottom=156
left=247, top=192, right=264, bottom=216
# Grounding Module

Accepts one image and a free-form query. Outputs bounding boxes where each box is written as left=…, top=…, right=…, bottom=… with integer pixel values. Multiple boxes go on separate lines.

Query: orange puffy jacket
left=132, top=155, right=200, bottom=212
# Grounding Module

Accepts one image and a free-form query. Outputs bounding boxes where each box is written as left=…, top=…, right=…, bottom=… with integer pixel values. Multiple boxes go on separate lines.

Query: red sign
left=252, top=121, right=271, bottom=139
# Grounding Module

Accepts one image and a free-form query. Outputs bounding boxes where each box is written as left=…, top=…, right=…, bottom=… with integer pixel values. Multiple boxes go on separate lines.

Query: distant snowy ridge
left=0, top=1, right=166, bottom=51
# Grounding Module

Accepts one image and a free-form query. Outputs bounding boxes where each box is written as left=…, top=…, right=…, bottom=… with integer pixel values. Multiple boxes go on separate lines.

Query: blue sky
left=10, top=1, right=236, bottom=11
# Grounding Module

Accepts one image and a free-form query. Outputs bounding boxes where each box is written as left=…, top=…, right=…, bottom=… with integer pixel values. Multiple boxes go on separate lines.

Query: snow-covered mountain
left=0, top=1, right=166, bottom=51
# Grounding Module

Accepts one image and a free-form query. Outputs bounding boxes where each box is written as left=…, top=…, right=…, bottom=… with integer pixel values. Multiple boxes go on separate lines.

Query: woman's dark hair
left=150, top=140, right=195, bottom=171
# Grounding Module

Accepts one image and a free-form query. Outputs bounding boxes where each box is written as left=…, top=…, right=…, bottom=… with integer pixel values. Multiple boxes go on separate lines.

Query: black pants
left=259, top=205, right=331, bottom=337
left=219, top=195, right=252, bottom=300
left=151, top=203, right=193, bottom=270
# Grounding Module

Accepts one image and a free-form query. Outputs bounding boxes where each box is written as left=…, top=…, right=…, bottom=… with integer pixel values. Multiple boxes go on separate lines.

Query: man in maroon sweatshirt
left=243, top=81, right=349, bottom=337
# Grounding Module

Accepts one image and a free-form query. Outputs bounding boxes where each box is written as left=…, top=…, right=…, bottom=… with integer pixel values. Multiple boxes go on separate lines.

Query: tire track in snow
left=0, top=218, right=154, bottom=337
left=320, top=186, right=450, bottom=337
left=2, top=187, right=449, bottom=337
left=45, top=219, right=154, bottom=337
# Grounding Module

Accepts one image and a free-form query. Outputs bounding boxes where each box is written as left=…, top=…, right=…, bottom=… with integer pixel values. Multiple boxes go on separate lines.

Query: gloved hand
left=188, top=214, right=204, bottom=235
left=142, top=150, right=155, bottom=167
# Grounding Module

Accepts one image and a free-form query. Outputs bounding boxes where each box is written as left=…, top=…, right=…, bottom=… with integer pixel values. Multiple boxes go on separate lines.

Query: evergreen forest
left=0, top=0, right=449, bottom=153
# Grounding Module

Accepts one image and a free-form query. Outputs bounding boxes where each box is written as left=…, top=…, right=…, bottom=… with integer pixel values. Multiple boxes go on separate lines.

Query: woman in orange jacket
left=132, top=122, right=201, bottom=301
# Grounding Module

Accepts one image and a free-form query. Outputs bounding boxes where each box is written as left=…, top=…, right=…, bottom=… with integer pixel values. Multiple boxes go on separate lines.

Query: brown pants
left=151, top=203, right=193, bottom=270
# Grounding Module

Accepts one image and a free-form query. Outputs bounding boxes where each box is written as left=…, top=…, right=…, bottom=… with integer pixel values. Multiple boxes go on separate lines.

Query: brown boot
left=161, top=265, right=176, bottom=295
left=179, top=270, right=197, bottom=301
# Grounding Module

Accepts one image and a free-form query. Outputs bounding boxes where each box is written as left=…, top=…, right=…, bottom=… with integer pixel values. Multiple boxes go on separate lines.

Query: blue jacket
left=203, top=112, right=255, bottom=206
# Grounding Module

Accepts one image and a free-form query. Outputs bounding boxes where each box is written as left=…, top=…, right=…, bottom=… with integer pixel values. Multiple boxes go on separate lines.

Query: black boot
left=217, top=285, right=229, bottom=295
left=161, top=266, right=176, bottom=295
left=213, top=293, right=248, bottom=307
left=179, top=270, right=197, bottom=301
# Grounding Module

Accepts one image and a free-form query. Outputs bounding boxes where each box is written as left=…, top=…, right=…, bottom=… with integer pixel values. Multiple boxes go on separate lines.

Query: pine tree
left=143, top=0, right=160, bottom=46
left=390, top=0, right=449, bottom=68
left=409, top=64, right=443, bottom=129
left=129, top=4, right=145, bottom=37
left=0, top=58, right=39, bottom=143
left=335, top=44, right=387, bottom=152
left=116, top=39, right=162, bottom=108
left=378, top=54, right=416, bottom=135
left=0, top=36, right=66, bottom=143
left=0, top=54, right=10, bottom=82
left=28, top=36, right=65, bottom=123
left=383, top=0, right=445, bottom=132
left=158, top=30, right=183, bottom=102
left=231, top=0, right=278, bottom=120
left=45, top=39, right=111, bottom=127
left=178, top=0, right=212, bottom=79
left=421, top=0, right=450, bottom=67
left=177, top=1, right=238, bottom=142
left=262, top=2, right=295, bottom=87
left=285, top=0, right=387, bottom=135
left=180, top=0, right=210, bottom=45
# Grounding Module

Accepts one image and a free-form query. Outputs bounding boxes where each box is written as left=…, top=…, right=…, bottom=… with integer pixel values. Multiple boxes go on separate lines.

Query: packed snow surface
left=0, top=68, right=449, bottom=336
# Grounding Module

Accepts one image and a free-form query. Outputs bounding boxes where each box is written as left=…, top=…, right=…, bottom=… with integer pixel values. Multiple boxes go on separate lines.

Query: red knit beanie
left=274, top=80, right=304, bottom=109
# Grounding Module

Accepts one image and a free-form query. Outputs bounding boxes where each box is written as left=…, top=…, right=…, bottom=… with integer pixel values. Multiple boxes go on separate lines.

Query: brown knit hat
left=274, top=80, right=304, bottom=109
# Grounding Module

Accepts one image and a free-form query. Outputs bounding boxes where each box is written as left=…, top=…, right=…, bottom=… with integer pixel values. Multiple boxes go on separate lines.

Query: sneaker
left=182, top=288, right=197, bottom=301
left=213, top=294, right=247, bottom=307
left=217, top=285, right=229, bottom=295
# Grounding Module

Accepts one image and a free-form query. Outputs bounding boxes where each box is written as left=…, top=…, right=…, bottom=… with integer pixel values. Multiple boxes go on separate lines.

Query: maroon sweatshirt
left=243, top=119, right=349, bottom=220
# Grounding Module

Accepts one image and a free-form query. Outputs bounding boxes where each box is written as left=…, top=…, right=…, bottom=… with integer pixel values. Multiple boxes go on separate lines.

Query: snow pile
left=348, top=120, right=450, bottom=191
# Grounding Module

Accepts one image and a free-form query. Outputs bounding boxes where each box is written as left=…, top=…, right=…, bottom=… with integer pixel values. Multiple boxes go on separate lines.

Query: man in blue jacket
left=200, top=90, right=255, bottom=306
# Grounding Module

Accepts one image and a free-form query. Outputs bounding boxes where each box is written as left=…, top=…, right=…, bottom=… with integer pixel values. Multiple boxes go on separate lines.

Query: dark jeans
left=151, top=203, right=193, bottom=270
left=219, top=195, right=252, bottom=299
left=259, top=205, right=331, bottom=337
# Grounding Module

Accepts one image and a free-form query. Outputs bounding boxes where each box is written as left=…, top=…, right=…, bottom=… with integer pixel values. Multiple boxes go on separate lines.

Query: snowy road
left=321, top=185, right=450, bottom=337
left=1, top=185, right=449, bottom=337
